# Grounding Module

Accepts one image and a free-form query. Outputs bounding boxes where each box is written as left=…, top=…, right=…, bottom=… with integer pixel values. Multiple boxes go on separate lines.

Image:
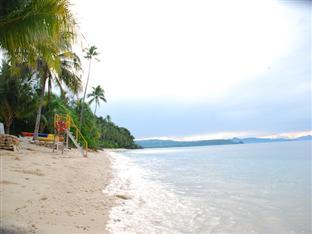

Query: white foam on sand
left=104, top=152, right=210, bottom=234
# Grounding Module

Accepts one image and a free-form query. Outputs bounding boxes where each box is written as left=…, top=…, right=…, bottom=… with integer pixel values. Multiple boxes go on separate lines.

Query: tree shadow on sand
left=0, top=226, right=28, bottom=234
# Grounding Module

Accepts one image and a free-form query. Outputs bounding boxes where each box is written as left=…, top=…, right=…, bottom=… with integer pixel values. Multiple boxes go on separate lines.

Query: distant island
left=234, top=135, right=312, bottom=144
left=135, top=135, right=312, bottom=148
left=135, top=139, right=242, bottom=148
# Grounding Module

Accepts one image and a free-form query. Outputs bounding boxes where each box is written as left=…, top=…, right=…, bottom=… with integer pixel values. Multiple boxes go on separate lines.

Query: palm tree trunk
left=79, top=58, right=92, bottom=130
left=4, top=115, right=12, bottom=134
left=94, top=103, right=97, bottom=116
left=5, top=124, right=10, bottom=135
left=3, top=102, right=13, bottom=134
left=47, top=78, right=51, bottom=103
left=33, top=76, right=47, bottom=140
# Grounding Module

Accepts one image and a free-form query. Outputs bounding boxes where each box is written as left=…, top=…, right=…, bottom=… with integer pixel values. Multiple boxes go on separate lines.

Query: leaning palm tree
left=87, top=85, right=107, bottom=115
left=33, top=48, right=82, bottom=140
left=79, top=46, right=99, bottom=129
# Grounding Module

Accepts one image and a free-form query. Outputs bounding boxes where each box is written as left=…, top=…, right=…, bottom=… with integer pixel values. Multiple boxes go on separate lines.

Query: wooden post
left=66, top=131, right=69, bottom=150
left=53, top=114, right=56, bottom=152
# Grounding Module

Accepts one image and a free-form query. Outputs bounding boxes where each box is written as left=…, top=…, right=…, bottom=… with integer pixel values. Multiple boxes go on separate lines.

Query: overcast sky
left=72, top=0, right=311, bottom=140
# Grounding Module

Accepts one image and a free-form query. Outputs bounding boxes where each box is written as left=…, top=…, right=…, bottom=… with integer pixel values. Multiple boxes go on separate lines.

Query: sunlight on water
left=106, top=141, right=311, bottom=234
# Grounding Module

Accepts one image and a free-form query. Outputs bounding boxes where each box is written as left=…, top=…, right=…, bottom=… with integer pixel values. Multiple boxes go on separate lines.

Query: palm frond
left=59, top=67, right=82, bottom=94
left=0, top=0, right=76, bottom=69
left=88, top=97, right=95, bottom=104
left=100, top=96, right=107, bottom=102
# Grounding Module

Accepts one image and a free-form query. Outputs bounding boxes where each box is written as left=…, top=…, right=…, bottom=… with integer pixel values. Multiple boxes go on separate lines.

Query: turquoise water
left=107, top=141, right=311, bottom=234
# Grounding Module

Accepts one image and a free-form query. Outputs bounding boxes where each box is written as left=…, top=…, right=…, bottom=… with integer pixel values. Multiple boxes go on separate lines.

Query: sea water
left=105, top=141, right=311, bottom=234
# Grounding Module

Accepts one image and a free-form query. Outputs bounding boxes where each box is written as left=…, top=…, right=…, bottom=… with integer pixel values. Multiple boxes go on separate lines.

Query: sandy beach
left=0, top=139, right=115, bottom=234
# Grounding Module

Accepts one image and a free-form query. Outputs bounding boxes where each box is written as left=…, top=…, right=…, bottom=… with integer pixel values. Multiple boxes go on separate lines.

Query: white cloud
left=71, top=0, right=295, bottom=101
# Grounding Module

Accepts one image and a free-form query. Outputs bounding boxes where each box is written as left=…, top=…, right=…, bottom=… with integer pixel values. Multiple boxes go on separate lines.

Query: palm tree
left=106, top=115, right=112, bottom=123
left=0, top=0, right=79, bottom=139
left=33, top=49, right=82, bottom=140
left=87, top=85, right=107, bottom=115
left=79, top=46, right=99, bottom=129
left=0, top=0, right=75, bottom=69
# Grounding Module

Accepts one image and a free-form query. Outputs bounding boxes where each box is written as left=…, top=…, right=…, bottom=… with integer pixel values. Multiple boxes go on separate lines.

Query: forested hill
left=135, top=136, right=312, bottom=149
left=96, top=116, right=141, bottom=149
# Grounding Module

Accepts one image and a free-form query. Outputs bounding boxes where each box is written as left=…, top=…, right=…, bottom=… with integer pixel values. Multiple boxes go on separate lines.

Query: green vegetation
left=88, top=85, right=107, bottom=115
left=0, top=0, right=139, bottom=150
left=0, top=62, right=36, bottom=134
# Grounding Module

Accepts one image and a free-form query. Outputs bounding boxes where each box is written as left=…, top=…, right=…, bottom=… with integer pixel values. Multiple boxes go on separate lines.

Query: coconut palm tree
left=87, top=85, right=107, bottom=115
left=79, top=46, right=99, bottom=129
left=33, top=49, right=82, bottom=140
left=106, top=115, right=111, bottom=122
left=0, top=0, right=75, bottom=69
left=0, top=0, right=79, bottom=139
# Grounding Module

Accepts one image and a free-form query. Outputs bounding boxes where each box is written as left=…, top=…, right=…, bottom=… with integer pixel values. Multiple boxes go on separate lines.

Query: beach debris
left=0, top=180, right=18, bottom=185
left=75, top=225, right=90, bottom=230
left=25, top=147, right=36, bottom=151
left=14, top=169, right=44, bottom=176
left=0, top=134, right=20, bottom=151
left=65, top=210, right=73, bottom=216
left=40, top=196, right=48, bottom=201
left=115, top=194, right=130, bottom=200
left=15, top=204, right=27, bottom=212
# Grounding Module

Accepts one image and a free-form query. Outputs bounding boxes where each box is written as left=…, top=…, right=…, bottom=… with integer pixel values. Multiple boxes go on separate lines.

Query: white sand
left=0, top=139, right=115, bottom=234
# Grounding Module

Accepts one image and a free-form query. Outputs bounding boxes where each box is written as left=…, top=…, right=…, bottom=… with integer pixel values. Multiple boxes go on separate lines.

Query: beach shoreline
left=0, top=139, right=115, bottom=234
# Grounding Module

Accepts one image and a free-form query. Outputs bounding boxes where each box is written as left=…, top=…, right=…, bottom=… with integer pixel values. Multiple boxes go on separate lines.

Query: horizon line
left=135, top=131, right=312, bottom=142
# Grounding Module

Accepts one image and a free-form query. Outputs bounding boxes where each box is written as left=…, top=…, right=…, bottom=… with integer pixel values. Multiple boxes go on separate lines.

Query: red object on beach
left=56, top=121, right=67, bottom=133
left=21, top=132, right=33, bottom=137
